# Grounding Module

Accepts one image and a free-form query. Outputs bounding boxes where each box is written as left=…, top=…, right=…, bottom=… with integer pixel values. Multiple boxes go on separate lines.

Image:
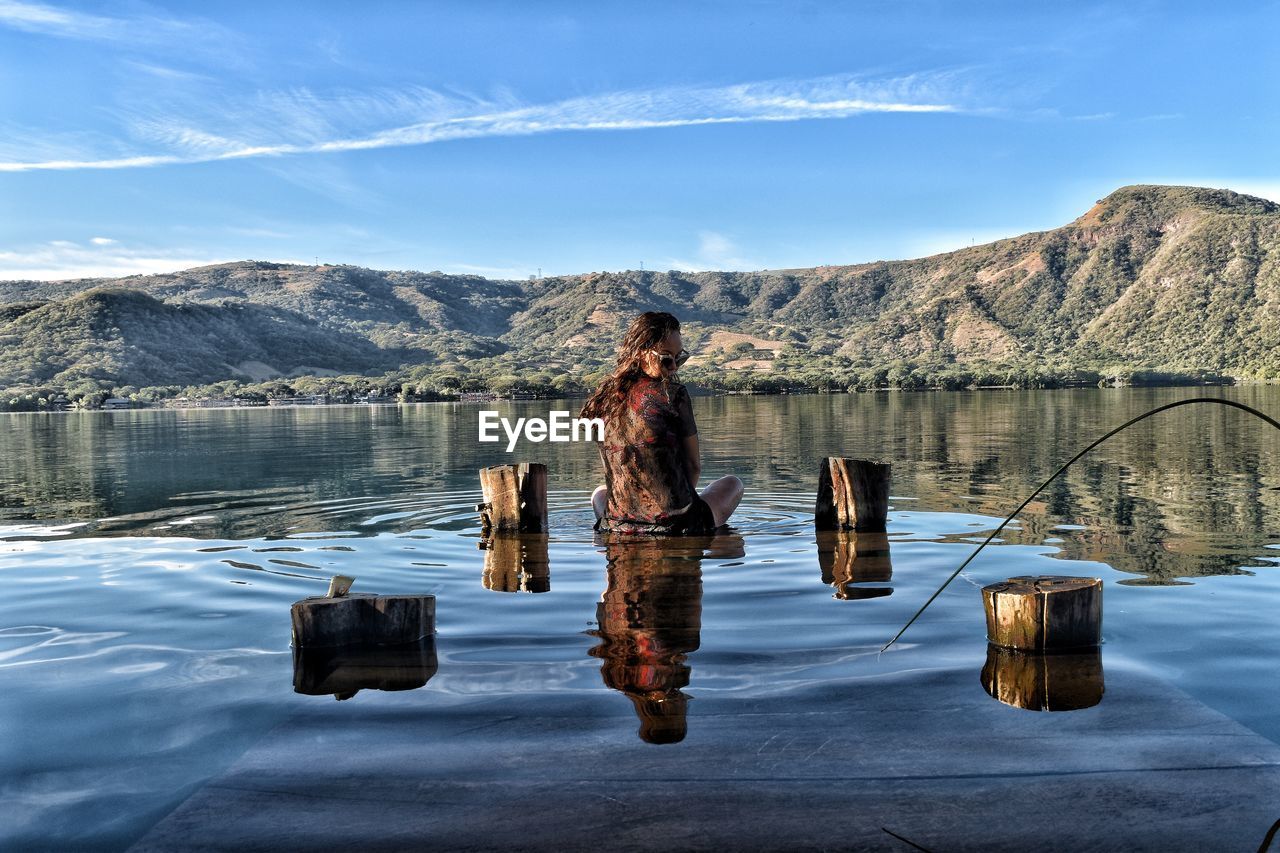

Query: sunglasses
left=652, top=348, right=690, bottom=370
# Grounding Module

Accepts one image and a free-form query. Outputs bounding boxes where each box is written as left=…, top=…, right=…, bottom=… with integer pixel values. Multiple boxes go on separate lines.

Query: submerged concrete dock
left=132, top=661, right=1280, bottom=851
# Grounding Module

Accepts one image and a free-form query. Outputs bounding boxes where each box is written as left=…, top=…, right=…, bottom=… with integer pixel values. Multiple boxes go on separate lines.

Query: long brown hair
left=580, top=311, right=681, bottom=425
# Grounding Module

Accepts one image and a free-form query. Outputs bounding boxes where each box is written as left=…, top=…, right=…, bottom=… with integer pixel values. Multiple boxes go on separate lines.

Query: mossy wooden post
left=814, top=458, right=890, bottom=532
left=982, top=575, right=1102, bottom=651
left=477, top=463, right=548, bottom=534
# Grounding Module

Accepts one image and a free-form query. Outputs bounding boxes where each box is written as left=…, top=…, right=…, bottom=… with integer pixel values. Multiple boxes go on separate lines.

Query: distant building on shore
left=267, top=394, right=330, bottom=406
left=164, top=397, right=267, bottom=409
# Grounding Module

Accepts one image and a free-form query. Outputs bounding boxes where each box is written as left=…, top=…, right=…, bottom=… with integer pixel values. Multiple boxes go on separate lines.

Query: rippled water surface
left=2, top=388, right=1279, bottom=850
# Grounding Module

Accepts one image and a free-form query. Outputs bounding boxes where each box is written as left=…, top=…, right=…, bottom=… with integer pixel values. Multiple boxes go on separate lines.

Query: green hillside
left=2, top=184, right=1278, bottom=406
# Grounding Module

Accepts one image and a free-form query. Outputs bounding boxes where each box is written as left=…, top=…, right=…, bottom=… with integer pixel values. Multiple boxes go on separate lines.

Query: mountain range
left=2, top=184, right=1278, bottom=394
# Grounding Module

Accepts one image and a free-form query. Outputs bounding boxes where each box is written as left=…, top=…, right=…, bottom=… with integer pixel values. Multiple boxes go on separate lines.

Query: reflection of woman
left=588, top=533, right=744, bottom=744
left=589, top=538, right=700, bottom=744
left=580, top=312, right=743, bottom=536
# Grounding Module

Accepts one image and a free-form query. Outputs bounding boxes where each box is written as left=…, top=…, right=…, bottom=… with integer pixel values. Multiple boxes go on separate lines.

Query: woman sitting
left=580, top=311, right=744, bottom=535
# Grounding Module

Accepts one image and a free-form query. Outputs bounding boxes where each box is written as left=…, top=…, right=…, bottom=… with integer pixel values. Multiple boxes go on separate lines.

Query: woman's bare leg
left=591, top=485, right=608, bottom=520
left=700, top=475, right=744, bottom=527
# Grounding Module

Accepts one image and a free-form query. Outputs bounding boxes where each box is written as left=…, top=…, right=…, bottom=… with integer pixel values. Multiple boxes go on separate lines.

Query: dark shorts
left=595, top=495, right=719, bottom=536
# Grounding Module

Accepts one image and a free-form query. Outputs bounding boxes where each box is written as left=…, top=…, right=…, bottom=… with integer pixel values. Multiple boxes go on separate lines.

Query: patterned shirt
left=597, top=377, right=698, bottom=530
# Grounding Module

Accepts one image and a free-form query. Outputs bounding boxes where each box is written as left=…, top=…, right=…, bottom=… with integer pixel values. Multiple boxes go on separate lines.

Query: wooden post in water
left=477, top=463, right=548, bottom=534
left=292, top=589, right=436, bottom=649
left=814, top=457, right=890, bottom=532
left=982, top=575, right=1102, bottom=651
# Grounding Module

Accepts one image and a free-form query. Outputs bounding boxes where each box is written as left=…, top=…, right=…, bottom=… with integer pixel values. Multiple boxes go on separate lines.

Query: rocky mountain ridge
left=2, top=184, right=1278, bottom=391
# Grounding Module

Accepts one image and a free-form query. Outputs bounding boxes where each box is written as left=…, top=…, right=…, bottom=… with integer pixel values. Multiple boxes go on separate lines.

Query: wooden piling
left=982, top=575, right=1102, bottom=651
left=981, top=644, right=1104, bottom=711
left=814, top=457, right=890, bottom=532
left=290, top=593, right=436, bottom=649
left=477, top=462, right=548, bottom=533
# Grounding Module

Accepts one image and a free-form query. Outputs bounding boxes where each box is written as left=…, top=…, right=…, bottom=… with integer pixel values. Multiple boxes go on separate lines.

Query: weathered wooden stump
left=981, top=643, right=1105, bottom=711
left=816, top=530, right=893, bottom=600
left=293, top=638, right=439, bottom=700
left=814, top=457, right=890, bottom=532
left=982, top=575, right=1102, bottom=651
left=480, top=533, right=551, bottom=593
left=477, top=462, right=548, bottom=533
left=290, top=593, right=436, bottom=648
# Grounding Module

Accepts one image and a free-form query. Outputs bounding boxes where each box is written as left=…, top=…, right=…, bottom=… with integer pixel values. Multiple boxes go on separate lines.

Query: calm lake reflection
left=1, top=387, right=1279, bottom=850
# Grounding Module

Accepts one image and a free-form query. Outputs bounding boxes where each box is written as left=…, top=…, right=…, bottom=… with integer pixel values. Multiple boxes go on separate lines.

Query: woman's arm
left=683, top=434, right=701, bottom=490
left=674, top=384, right=701, bottom=490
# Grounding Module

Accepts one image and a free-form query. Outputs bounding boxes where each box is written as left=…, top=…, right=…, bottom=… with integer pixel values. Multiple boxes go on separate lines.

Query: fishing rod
left=881, top=397, right=1280, bottom=653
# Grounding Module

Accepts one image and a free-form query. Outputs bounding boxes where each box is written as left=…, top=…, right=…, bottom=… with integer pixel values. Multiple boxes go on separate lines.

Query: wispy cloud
left=663, top=230, right=761, bottom=272
left=0, top=0, right=120, bottom=40
left=0, top=239, right=227, bottom=280
left=121, top=59, right=216, bottom=83
left=0, top=71, right=967, bottom=173
left=0, top=0, right=243, bottom=63
left=445, top=262, right=534, bottom=280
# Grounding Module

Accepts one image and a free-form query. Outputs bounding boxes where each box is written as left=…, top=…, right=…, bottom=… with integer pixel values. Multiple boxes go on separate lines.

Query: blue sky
left=1, top=0, right=1276, bottom=280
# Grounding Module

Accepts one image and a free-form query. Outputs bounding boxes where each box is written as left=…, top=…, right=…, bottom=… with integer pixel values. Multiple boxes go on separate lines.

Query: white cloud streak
left=0, top=240, right=228, bottom=280
left=0, top=0, right=117, bottom=39
left=0, top=0, right=244, bottom=64
left=0, top=71, right=964, bottom=173
left=663, top=230, right=761, bottom=272
left=445, top=263, right=535, bottom=280
left=0, top=0, right=227, bottom=43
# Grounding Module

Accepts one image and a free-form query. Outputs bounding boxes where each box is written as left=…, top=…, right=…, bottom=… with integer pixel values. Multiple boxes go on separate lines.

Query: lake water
left=3, top=387, right=1279, bottom=849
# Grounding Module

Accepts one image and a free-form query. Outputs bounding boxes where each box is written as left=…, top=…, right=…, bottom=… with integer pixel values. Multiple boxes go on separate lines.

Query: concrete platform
left=131, top=663, right=1280, bottom=852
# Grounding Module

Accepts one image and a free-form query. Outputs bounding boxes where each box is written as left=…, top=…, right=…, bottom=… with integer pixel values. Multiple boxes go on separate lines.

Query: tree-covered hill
left=0, top=287, right=389, bottom=389
left=2, top=184, right=1278, bottom=402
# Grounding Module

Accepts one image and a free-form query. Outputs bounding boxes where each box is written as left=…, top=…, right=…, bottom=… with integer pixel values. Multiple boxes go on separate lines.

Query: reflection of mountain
left=712, top=387, right=1280, bottom=584
left=2, top=389, right=1277, bottom=585
left=588, top=533, right=745, bottom=744
left=0, top=404, right=606, bottom=538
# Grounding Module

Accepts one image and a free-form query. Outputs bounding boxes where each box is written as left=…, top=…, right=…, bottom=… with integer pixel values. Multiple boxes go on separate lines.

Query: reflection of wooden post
left=981, top=644, right=1104, bottom=711
left=477, top=463, right=548, bottom=533
left=480, top=533, right=551, bottom=593
left=816, top=531, right=893, bottom=600
left=983, top=576, right=1102, bottom=651
left=291, top=594, right=436, bottom=648
left=293, top=638, right=439, bottom=700
left=815, top=458, right=890, bottom=532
